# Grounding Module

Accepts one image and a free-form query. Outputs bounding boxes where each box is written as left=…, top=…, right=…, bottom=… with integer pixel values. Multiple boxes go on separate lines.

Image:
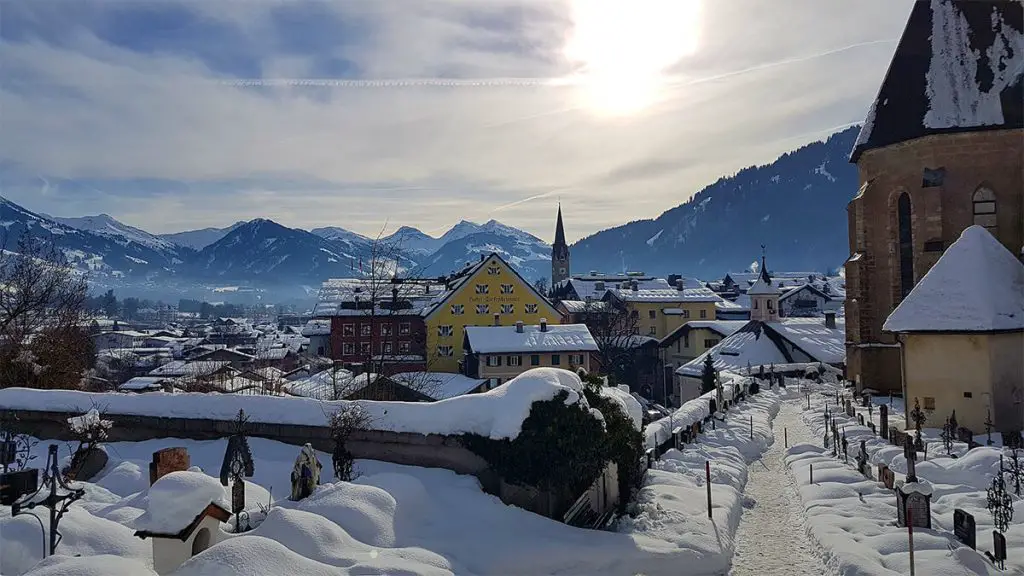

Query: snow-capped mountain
left=190, top=219, right=365, bottom=282
left=381, top=226, right=443, bottom=257
left=48, top=213, right=179, bottom=256
left=309, top=226, right=373, bottom=252
left=570, top=127, right=860, bottom=279
left=0, top=197, right=184, bottom=278
left=158, top=222, right=247, bottom=250
left=419, top=223, right=551, bottom=283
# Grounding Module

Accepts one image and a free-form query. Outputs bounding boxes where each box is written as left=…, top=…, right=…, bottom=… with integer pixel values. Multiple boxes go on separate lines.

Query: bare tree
left=329, top=404, right=371, bottom=481
left=0, top=234, right=91, bottom=389
left=579, top=298, right=641, bottom=383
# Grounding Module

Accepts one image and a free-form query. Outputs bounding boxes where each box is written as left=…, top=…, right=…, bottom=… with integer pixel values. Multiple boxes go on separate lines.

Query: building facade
left=845, top=0, right=1024, bottom=393
left=463, top=321, right=597, bottom=386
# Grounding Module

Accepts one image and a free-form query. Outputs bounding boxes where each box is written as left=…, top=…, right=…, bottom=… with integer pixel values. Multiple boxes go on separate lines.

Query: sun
left=564, top=0, right=703, bottom=116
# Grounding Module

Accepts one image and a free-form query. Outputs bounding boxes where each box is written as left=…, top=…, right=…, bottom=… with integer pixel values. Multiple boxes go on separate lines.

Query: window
left=361, top=324, right=372, bottom=336
left=476, top=304, right=489, bottom=314
left=500, top=284, right=514, bottom=294
left=438, top=325, right=454, bottom=337
left=525, top=303, right=538, bottom=314
left=767, top=300, right=774, bottom=311
left=923, top=397, right=936, bottom=410
left=381, top=324, right=392, bottom=337
left=631, top=310, right=639, bottom=319
left=753, top=300, right=759, bottom=310
left=360, top=342, right=371, bottom=354
left=704, top=339, right=719, bottom=348
left=437, top=345, right=454, bottom=357
left=973, top=187, right=997, bottom=231
left=343, top=342, right=355, bottom=356
left=530, top=354, right=540, bottom=366
left=475, top=284, right=490, bottom=295
left=648, top=310, right=657, bottom=319
left=487, top=265, right=501, bottom=275
left=399, top=341, right=410, bottom=353
left=551, top=354, right=561, bottom=366
left=342, top=324, right=355, bottom=336
left=451, top=304, right=465, bottom=315
left=382, top=342, right=393, bottom=354
left=897, top=192, right=914, bottom=299
left=683, top=334, right=690, bottom=348
left=922, top=167, right=946, bottom=188
left=486, top=355, right=502, bottom=367
left=700, top=309, right=707, bottom=319
left=682, top=309, right=690, bottom=318
left=963, top=391, right=973, bottom=399
left=570, top=354, right=584, bottom=365
left=649, top=326, right=657, bottom=335
left=507, top=355, right=522, bottom=367
left=632, top=326, right=640, bottom=335
left=501, top=304, right=514, bottom=314
left=399, top=322, right=411, bottom=335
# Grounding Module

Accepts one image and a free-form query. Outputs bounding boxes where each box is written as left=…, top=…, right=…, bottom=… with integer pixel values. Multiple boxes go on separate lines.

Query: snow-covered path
left=728, top=397, right=830, bottom=576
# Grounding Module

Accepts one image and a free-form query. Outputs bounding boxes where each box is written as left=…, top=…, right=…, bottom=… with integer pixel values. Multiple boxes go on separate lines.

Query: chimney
left=516, top=321, right=524, bottom=333
left=391, top=287, right=399, bottom=303
left=590, top=270, right=598, bottom=276
left=824, top=311, right=836, bottom=329
left=480, top=254, right=486, bottom=262
left=631, top=280, right=638, bottom=292
left=595, top=281, right=605, bottom=291
left=494, top=313, right=501, bottom=326
left=540, top=318, right=548, bottom=332
left=675, top=279, right=685, bottom=291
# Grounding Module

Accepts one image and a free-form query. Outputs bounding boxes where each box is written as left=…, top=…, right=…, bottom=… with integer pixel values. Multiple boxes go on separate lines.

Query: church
left=845, top=0, right=1024, bottom=394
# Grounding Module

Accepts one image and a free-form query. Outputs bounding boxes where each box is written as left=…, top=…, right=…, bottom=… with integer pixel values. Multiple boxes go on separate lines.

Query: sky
left=0, top=0, right=915, bottom=243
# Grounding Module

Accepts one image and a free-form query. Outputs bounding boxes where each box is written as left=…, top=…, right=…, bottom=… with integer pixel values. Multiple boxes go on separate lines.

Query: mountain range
left=0, top=126, right=860, bottom=299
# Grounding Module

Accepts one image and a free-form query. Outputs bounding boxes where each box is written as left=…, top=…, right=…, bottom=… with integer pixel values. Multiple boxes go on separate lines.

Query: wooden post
left=705, top=461, right=712, bottom=519
left=785, top=428, right=788, bottom=448
left=907, top=508, right=916, bottom=576
left=810, top=464, right=813, bottom=484
left=750, top=415, right=753, bottom=439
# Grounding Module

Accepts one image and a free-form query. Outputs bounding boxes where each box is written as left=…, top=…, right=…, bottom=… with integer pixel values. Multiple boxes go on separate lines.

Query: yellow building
left=603, top=279, right=720, bottom=340
left=884, top=226, right=1024, bottom=434
left=424, top=254, right=561, bottom=373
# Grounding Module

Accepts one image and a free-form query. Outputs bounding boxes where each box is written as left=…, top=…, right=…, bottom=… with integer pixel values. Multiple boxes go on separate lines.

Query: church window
left=897, top=192, right=914, bottom=300
left=973, top=187, right=997, bottom=232
left=922, top=167, right=945, bottom=188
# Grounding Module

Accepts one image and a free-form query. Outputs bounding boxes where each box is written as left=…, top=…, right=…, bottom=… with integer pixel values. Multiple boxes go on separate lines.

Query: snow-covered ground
left=786, top=383, right=1024, bottom=575
left=1, top=379, right=783, bottom=576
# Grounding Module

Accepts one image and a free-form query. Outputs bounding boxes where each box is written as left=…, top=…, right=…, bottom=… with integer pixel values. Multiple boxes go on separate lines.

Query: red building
left=329, top=310, right=427, bottom=375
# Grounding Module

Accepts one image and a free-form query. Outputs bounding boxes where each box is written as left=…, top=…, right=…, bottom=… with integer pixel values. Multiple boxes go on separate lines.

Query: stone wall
left=846, top=128, right=1024, bottom=393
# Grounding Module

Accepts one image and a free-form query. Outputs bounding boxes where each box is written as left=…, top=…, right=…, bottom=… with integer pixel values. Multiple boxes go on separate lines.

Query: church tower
left=747, top=255, right=780, bottom=323
left=551, top=204, right=570, bottom=287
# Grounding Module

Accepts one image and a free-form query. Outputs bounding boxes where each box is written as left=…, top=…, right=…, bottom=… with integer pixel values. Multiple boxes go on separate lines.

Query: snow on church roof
left=852, top=0, right=1024, bottom=161
left=884, top=226, right=1024, bottom=333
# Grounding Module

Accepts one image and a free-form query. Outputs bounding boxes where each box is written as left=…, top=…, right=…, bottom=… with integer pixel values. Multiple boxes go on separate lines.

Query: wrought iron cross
left=12, top=444, right=85, bottom=557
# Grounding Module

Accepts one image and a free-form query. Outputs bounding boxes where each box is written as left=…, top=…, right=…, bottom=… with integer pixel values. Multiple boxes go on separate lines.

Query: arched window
left=973, top=187, right=997, bottom=232
left=192, top=527, right=211, bottom=555
left=897, top=192, right=914, bottom=299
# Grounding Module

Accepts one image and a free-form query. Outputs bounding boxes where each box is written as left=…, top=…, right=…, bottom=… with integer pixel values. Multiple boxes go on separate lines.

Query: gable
left=426, top=254, right=558, bottom=320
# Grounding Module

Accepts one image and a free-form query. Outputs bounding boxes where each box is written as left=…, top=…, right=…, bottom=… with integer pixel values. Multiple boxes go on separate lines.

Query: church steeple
left=551, top=203, right=570, bottom=286
left=748, top=250, right=780, bottom=322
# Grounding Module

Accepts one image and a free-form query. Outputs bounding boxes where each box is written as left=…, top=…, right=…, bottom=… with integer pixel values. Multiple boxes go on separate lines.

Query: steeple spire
left=554, top=203, right=567, bottom=251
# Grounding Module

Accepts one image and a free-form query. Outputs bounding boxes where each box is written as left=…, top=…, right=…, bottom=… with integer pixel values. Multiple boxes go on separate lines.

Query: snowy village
left=1, top=1, right=1023, bottom=575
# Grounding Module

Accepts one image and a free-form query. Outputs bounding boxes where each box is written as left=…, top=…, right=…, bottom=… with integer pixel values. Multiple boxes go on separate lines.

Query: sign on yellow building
left=424, top=254, right=561, bottom=372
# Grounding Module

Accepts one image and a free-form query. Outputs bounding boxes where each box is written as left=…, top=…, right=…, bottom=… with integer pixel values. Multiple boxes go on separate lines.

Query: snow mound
left=134, top=471, right=229, bottom=535
left=23, top=554, right=157, bottom=576
left=172, top=536, right=339, bottom=576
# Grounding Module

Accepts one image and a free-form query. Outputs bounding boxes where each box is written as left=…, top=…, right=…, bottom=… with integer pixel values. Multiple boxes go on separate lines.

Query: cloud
left=0, top=0, right=915, bottom=241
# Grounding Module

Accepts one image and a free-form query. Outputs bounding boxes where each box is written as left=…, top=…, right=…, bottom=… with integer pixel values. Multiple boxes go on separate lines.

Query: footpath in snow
left=728, top=395, right=830, bottom=576
left=785, top=383, right=1024, bottom=576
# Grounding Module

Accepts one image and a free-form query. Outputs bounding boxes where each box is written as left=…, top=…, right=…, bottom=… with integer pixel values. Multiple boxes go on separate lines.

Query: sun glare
left=565, top=0, right=702, bottom=116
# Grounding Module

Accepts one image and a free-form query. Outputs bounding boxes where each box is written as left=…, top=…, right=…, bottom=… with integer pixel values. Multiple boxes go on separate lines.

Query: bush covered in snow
left=463, top=389, right=609, bottom=498
left=584, top=387, right=645, bottom=511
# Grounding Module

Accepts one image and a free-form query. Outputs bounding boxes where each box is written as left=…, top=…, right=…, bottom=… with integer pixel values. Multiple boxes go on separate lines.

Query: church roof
left=884, top=226, right=1024, bottom=333
left=553, top=204, right=568, bottom=257
left=851, top=0, right=1024, bottom=162
left=746, top=258, right=779, bottom=296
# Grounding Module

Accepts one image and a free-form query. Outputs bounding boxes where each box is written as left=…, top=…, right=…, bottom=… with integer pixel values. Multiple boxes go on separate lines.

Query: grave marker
left=953, top=509, right=976, bottom=550
left=879, top=404, right=889, bottom=440
left=150, top=447, right=190, bottom=485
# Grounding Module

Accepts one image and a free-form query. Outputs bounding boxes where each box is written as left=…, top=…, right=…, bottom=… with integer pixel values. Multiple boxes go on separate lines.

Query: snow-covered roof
left=608, top=285, right=721, bottom=303
left=134, top=471, right=229, bottom=537
left=766, top=318, right=846, bottom=364
left=148, top=360, right=232, bottom=377
left=746, top=268, right=780, bottom=296
left=682, top=320, right=747, bottom=338
left=254, top=347, right=291, bottom=361
left=119, top=376, right=167, bottom=391
left=715, top=298, right=747, bottom=311
left=465, top=323, right=598, bottom=354
left=301, top=319, right=331, bottom=336
left=390, top=372, right=486, bottom=400
left=677, top=325, right=790, bottom=377
left=567, top=277, right=669, bottom=300
left=852, top=0, right=1024, bottom=161
left=558, top=300, right=607, bottom=314
left=884, top=226, right=1024, bottom=333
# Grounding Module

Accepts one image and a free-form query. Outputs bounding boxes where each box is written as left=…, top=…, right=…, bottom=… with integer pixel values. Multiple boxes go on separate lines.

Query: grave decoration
left=841, top=430, right=849, bottom=464
left=879, top=404, right=888, bottom=440
left=940, top=413, right=956, bottom=457
left=11, top=444, right=85, bottom=557
left=953, top=508, right=976, bottom=550
left=856, top=440, right=869, bottom=478
left=290, top=443, right=322, bottom=501
left=909, top=398, right=926, bottom=452
left=896, top=435, right=932, bottom=529
left=984, top=408, right=995, bottom=446
left=986, top=459, right=1012, bottom=570
left=1005, top=447, right=1022, bottom=497
left=220, top=410, right=255, bottom=532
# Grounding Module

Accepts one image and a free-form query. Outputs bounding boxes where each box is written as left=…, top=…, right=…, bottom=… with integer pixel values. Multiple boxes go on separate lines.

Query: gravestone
left=879, top=405, right=889, bottom=440
left=897, top=488, right=933, bottom=529
left=856, top=440, right=869, bottom=478
left=66, top=447, right=108, bottom=482
left=993, top=531, right=1007, bottom=569
left=845, top=398, right=855, bottom=418
left=953, top=508, right=976, bottom=550
left=877, top=464, right=895, bottom=489
left=858, top=414, right=865, bottom=426
left=290, top=443, right=322, bottom=501
left=150, top=447, right=190, bottom=485
left=0, top=468, right=38, bottom=505
left=862, top=394, right=870, bottom=408
left=842, top=433, right=849, bottom=463
left=869, top=422, right=877, bottom=436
